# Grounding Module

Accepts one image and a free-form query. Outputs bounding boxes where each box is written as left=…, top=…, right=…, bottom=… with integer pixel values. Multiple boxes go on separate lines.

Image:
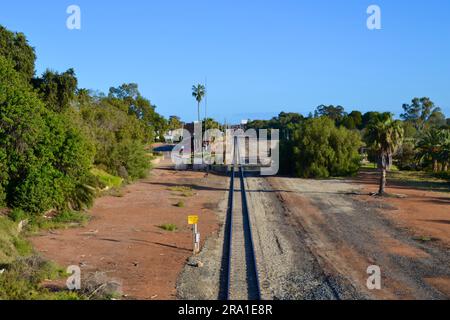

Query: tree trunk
left=197, top=102, right=200, bottom=123
left=433, top=159, right=438, bottom=173
left=378, top=167, right=387, bottom=195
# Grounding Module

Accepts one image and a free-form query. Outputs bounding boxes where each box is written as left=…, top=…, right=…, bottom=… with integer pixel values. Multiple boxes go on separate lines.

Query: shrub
left=290, top=117, right=362, bottom=178
left=109, top=140, right=151, bottom=180
left=159, top=224, right=178, bottom=232
left=174, top=201, right=185, bottom=208
left=0, top=56, right=95, bottom=214
left=0, top=216, right=26, bottom=264
left=0, top=256, right=83, bottom=300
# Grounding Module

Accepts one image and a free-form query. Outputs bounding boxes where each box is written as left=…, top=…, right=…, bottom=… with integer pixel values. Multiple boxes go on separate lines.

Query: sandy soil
left=178, top=169, right=449, bottom=300
left=31, top=154, right=227, bottom=300
left=268, top=174, right=450, bottom=300
left=354, top=170, right=450, bottom=248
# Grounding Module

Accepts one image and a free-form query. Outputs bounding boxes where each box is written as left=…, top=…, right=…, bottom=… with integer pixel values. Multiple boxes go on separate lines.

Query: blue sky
left=1, top=0, right=449, bottom=122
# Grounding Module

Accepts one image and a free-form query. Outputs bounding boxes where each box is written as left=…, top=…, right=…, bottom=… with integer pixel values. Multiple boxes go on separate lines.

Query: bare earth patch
left=268, top=173, right=450, bottom=299
left=31, top=155, right=227, bottom=300
left=355, top=170, right=450, bottom=248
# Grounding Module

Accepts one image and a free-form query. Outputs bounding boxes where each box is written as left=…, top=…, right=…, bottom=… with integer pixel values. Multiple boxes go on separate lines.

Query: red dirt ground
left=353, top=170, right=450, bottom=248
left=31, top=156, right=227, bottom=300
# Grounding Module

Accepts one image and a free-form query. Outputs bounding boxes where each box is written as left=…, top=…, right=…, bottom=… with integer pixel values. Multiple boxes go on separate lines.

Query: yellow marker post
left=188, top=215, right=199, bottom=225
left=188, top=216, right=200, bottom=255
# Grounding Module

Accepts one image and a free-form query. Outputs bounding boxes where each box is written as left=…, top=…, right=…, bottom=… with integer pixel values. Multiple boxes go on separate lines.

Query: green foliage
left=192, top=84, right=206, bottom=122
left=315, top=105, right=346, bottom=122
left=0, top=25, right=36, bottom=81
left=168, top=116, right=183, bottom=131
left=362, top=111, right=382, bottom=129
left=0, top=216, right=26, bottom=264
left=341, top=111, right=363, bottom=130
left=91, top=168, right=123, bottom=189
left=401, top=97, right=443, bottom=131
left=168, top=186, right=195, bottom=197
left=108, top=83, right=167, bottom=142
left=159, top=224, right=178, bottom=232
left=415, top=128, right=450, bottom=172
left=0, top=256, right=84, bottom=300
left=0, top=148, right=7, bottom=207
left=364, top=113, right=404, bottom=169
left=247, top=112, right=304, bottom=141
left=174, top=201, right=185, bottom=208
left=22, top=211, right=89, bottom=233
left=108, top=139, right=151, bottom=180
left=32, top=68, right=78, bottom=112
left=291, top=117, right=362, bottom=178
left=395, top=140, right=417, bottom=171
left=0, top=55, right=95, bottom=214
left=79, top=95, right=154, bottom=180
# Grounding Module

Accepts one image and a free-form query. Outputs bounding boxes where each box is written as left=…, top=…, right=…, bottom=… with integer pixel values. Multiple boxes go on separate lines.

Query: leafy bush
left=110, top=140, right=151, bottom=180
left=159, top=224, right=178, bottom=232
left=290, top=117, right=362, bottom=178
left=91, top=168, right=123, bottom=189
left=79, top=97, right=152, bottom=181
left=0, top=56, right=95, bottom=214
left=0, top=216, right=28, bottom=264
left=174, top=201, right=185, bottom=208
left=0, top=256, right=84, bottom=300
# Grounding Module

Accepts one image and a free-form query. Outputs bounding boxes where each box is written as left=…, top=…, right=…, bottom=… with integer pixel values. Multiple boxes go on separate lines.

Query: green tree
left=0, top=25, right=36, bottom=81
left=415, top=128, right=450, bottom=172
left=341, top=111, right=363, bottom=130
left=108, top=83, right=166, bottom=142
left=79, top=94, right=152, bottom=180
left=0, top=56, right=94, bottom=213
left=362, top=111, right=382, bottom=129
left=365, top=113, right=404, bottom=195
left=292, top=117, right=362, bottom=178
left=32, top=69, right=78, bottom=112
left=401, top=97, right=442, bottom=131
left=192, top=84, right=206, bottom=123
left=315, top=105, right=346, bottom=123
left=168, top=116, right=183, bottom=131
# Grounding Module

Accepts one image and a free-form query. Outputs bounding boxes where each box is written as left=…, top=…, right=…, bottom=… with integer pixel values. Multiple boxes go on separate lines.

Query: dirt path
left=269, top=175, right=450, bottom=299
left=178, top=171, right=450, bottom=300
left=31, top=155, right=227, bottom=300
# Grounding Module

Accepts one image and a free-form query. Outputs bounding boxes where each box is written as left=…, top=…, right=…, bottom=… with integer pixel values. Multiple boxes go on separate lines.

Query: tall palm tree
left=440, top=130, right=450, bottom=171
left=192, top=84, right=206, bottom=123
left=416, top=128, right=450, bottom=172
left=365, top=114, right=404, bottom=195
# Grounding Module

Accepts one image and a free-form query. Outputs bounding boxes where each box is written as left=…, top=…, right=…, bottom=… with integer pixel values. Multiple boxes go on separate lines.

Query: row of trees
left=247, top=99, right=449, bottom=194
left=0, top=25, right=171, bottom=215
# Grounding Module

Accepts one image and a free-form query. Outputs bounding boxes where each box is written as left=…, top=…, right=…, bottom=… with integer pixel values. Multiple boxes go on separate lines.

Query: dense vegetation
left=248, top=102, right=449, bottom=181
left=0, top=25, right=173, bottom=298
left=0, top=25, right=170, bottom=218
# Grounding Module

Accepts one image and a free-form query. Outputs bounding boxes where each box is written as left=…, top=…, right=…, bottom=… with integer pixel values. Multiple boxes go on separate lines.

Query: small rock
left=0, top=269, right=5, bottom=274
left=196, top=261, right=204, bottom=268
left=17, top=220, right=28, bottom=233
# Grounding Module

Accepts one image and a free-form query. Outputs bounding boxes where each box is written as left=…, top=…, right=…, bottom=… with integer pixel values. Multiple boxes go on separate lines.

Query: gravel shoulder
left=269, top=176, right=450, bottom=299
left=179, top=173, right=450, bottom=300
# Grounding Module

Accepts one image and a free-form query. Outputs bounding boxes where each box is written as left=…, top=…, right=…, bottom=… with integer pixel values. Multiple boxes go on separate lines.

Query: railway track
left=222, top=138, right=261, bottom=300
